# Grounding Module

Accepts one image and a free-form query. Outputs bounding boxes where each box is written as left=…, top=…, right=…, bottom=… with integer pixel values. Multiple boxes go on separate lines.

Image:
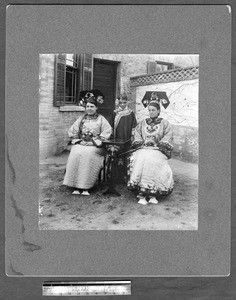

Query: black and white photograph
left=39, top=54, right=199, bottom=230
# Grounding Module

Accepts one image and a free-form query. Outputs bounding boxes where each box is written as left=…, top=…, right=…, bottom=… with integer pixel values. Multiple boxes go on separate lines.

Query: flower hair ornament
left=85, top=92, right=94, bottom=99
left=79, top=89, right=105, bottom=107
left=149, top=92, right=165, bottom=107
left=150, top=91, right=159, bottom=101
left=141, top=91, right=170, bottom=109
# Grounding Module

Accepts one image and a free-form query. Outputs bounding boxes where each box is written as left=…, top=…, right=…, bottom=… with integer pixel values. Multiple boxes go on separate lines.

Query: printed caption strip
left=43, top=281, right=131, bottom=296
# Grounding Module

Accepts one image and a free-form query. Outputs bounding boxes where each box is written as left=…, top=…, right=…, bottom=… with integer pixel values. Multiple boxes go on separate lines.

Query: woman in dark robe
left=111, top=94, right=137, bottom=146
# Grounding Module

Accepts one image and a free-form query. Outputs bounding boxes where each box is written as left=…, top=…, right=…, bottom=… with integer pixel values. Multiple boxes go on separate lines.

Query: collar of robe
left=115, top=106, right=130, bottom=113
left=146, top=116, right=162, bottom=125
left=85, top=113, right=99, bottom=120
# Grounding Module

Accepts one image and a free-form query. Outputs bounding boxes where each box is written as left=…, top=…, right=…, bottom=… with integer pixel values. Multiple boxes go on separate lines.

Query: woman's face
left=148, top=105, right=160, bottom=118
left=86, top=103, right=97, bottom=115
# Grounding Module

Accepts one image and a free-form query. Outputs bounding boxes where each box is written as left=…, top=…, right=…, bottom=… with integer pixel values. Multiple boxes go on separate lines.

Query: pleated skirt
left=127, top=148, right=174, bottom=196
left=63, top=145, right=104, bottom=189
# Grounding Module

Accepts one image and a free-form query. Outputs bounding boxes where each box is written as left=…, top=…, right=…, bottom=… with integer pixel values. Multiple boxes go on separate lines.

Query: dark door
left=93, top=59, right=117, bottom=123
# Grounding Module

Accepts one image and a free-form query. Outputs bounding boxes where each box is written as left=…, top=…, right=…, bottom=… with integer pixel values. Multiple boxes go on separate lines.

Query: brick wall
left=39, top=54, right=84, bottom=159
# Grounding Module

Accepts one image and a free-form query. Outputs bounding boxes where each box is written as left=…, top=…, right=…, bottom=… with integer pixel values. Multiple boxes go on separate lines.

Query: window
left=54, top=53, right=93, bottom=107
left=147, top=60, right=178, bottom=74
left=65, top=54, right=78, bottom=104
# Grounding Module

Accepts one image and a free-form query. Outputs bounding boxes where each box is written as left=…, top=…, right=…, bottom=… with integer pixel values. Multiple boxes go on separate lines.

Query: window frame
left=64, top=55, right=78, bottom=105
left=54, top=53, right=93, bottom=108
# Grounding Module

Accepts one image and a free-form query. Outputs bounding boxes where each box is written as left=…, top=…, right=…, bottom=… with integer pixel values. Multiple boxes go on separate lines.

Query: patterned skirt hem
left=127, top=183, right=173, bottom=197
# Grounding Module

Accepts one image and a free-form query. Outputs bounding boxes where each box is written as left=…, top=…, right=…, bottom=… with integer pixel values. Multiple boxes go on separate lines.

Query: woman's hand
left=92, top=138, right=103, bottom=147
left=80, top=141, right=93, bottom=146
left=144, top=140, right=155, bottom=147
left=71, top=138, right=82, bottom=145
left=144, top=136, right=157, bottom=147
left=131, top=141, right=143, bottom=149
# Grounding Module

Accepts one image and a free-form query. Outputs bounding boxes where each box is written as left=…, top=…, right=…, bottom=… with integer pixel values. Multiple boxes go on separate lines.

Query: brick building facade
left=39, top=54, right=199, bottom=161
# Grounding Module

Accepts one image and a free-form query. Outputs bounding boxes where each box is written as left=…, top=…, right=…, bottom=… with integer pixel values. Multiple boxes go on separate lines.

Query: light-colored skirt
left=63, top=145, right=104, bottom=189
left=127, top=148, right=174, bottom=196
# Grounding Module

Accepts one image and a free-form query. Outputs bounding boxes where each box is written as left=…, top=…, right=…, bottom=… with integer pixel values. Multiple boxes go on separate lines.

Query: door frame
left=93, top=58, right=120, bottom=102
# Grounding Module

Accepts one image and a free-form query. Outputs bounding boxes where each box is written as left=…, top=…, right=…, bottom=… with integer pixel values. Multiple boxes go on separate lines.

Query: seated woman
left=63, top=92, right=112, bottom=195
left=127, top=100, right=174, bottom=205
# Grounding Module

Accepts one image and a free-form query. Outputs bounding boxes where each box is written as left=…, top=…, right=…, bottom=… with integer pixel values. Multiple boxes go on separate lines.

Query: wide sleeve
left=158, top=119, right=173, bottom=159
left=99, top=116, right=112, bottom=140
left=68, top=116, right=83, bottom=138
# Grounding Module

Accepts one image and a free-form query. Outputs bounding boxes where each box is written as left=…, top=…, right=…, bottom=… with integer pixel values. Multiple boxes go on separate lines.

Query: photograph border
left=5, top=3, right=230, bottom=277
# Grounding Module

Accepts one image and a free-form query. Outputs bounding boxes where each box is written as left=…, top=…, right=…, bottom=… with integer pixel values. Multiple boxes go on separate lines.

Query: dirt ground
left=39, top=151, right=198, bottom=230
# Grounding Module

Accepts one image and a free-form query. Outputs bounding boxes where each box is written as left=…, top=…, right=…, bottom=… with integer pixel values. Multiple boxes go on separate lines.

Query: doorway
left=93, top=59, right=118, bottom=123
